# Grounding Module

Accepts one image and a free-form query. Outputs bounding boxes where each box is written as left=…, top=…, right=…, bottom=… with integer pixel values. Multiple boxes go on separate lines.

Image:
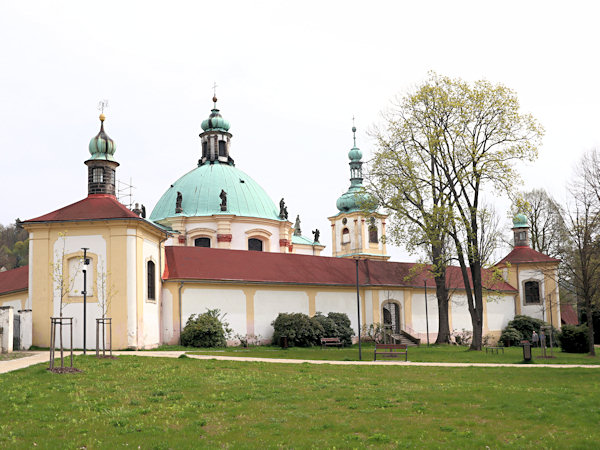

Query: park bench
left=485, top=346, right=505, bottom=354
left=320, top=337, right=343, bottom=349
left=374, top=343, right=408, bottom=361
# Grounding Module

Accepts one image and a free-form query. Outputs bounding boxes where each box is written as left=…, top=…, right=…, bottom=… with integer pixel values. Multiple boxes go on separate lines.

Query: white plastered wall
left=254, top=290, right=308, bottom=339
left=161, top=286, right=174, bottom=344
left=315, top=291, right=358, bottom=334
left=181, top=287, right=247, bottom=337
left=486, top=294, right=515, bottom=331
left=52, top=234, right=106, bottom=350
left=519, top=268, right=546, bottom=320
left=141, top=238, right=160, bottom=348
left=411, top=292, right=439, bottom=340
left=230, top=222, right=281, bottom=252
left=126, top=229, right=137, bottom=348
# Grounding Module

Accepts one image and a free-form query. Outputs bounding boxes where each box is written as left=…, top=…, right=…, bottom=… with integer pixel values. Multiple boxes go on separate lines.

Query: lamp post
left=424, top=280, right=430, bottom=347
left=355, top=257, right=362, bottom=361
left=81, top=248, right=90, bottom=354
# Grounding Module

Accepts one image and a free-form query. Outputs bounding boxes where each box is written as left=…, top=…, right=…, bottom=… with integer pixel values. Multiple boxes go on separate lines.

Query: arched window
left=147, top=261, right=156, bottom=300
left=248, top=238, right=263, bottom=252
left=342, top=228, right=350, bottom=244
left=194, top=237, right=211, bottom=248
left=524, top=281, right=540, bottom=304
left=369, top=225, right=378, bottom=243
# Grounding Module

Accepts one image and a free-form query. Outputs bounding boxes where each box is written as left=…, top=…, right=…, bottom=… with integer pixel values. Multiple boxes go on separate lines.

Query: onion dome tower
left=512, top=213, right=530, bottom=247
left=328, top=123, right=389, bottom=261
left=199, top=96, right=234, bottom=166
left=85, top=113, right=119, bottom=196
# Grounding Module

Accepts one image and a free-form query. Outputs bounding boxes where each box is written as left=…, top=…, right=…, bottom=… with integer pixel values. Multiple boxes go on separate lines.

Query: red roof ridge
left=164, top=247, right=517, bottom=292
left=25, top=195, right=143, bottom=223
left=0, top=265, right=29, bottom=296
left=496, top=246, right=559, bottom=265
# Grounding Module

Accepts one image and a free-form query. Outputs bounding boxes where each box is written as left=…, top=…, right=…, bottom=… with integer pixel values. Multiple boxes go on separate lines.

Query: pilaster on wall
left=245, top=288, right=256, bottom=336
left=216, top=216, right=233, bottom=249
left=404, top=290, right=413, bottom=330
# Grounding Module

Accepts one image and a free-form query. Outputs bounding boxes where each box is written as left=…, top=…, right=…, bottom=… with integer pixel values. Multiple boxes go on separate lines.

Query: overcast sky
left=1, top=1, right=599, bottom=262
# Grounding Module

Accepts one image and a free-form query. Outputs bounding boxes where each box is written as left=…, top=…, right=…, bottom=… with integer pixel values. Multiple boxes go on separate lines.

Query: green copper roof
left=513, top=213, right=528, bottom=228
left=88, top=116, right=117, bottom=162
left=292, top=234, right=317, bottom=246
left=150, top=162, right=281, bottom=222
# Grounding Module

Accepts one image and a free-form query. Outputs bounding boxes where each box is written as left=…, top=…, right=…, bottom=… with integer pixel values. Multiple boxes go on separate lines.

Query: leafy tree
left=560, top=149, right=600, bottom=355
left=370, top=73, right=543, bottom=350
left=368, top=77, right=456, bottom=344
left=511, top=189, right=566, bottom=258
left=0, top=220, right=29, bottom=270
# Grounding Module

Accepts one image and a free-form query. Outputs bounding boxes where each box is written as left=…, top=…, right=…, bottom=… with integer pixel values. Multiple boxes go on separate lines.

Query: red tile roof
left=560, top=303, right=578, bottom=325
left=0, top=265, right=28, bottom=296
left=25, top=194, right=141, bottom=222
left=497, top=246, right=559, bottom=265
left=164, top=247, right=517, bottom=292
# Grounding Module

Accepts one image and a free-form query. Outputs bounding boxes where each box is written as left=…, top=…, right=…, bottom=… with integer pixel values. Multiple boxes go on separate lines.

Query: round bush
left=559, top=324, right=589, bottom=353
left=271, top=313, right=324, bottom=347
left=326, top=312, right=354, bottom=346
left=499, top=326, right=522, bottom=347
left=181, top=309, right=232, bottom=348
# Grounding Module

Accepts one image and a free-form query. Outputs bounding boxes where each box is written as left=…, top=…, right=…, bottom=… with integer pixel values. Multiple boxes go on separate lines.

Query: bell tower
left=328, top=124, right=389, bottom=261
left=85, top=113, right=119, bottom=196
left=199, top=95, right=234, bottom=166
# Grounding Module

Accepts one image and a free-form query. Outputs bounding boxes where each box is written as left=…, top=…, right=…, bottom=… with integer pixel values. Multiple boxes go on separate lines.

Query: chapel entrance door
left=382, top=302, right=401, bottom=334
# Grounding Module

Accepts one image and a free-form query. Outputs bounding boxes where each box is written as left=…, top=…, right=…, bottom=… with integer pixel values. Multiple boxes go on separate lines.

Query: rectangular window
left=218, top=140, right=226, bottom=157
left=92, top=168, right=104, bottom=183
left=524, top=281, right=540, bottom=305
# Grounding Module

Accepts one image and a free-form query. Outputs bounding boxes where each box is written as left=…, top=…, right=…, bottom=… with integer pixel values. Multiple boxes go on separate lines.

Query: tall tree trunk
left=585, top=298, right=596, bottom=356
left=431, top=241, right=450, bottom=344
left=469, top=262, right=484, bottom=350
left=434, top=272, right=450, bottom=344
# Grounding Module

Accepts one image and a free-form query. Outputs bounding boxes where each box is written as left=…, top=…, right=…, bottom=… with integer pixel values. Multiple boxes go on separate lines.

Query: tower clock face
left=342, top=218, right=347, bottom=225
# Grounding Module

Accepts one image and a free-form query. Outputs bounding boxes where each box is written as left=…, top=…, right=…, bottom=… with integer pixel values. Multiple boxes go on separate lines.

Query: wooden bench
left=320, top=337, right=343, bottom=349
left=485, top=346, right=505, bottom=354
left=374, top=344, right=408, bottom=361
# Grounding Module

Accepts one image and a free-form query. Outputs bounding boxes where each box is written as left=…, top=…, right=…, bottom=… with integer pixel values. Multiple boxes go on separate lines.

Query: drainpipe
left=178, top=281, right=184, bottom=344
left=158, top=233, right=168, bottom=345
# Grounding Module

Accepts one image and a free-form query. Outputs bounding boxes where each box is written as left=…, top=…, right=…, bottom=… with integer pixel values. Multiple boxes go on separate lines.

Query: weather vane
left=212, top=82, right=218, bottom=97
left=97, top=99, right=109, bottom=114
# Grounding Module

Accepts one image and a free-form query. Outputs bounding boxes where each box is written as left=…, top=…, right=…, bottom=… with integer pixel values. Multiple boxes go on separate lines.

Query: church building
left=0, top=98, right=563, bottom=349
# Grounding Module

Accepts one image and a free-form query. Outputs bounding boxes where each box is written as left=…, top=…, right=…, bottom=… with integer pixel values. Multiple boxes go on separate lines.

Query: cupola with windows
left=85, top=113, right=119, bottom=196
left=328, top=123, right=389, bottom=261
left=512, top=213, right=529, bottom=247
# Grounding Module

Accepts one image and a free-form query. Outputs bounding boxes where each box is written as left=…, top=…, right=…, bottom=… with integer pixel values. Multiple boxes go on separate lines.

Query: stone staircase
left=390, top=330, right=421, bottom=347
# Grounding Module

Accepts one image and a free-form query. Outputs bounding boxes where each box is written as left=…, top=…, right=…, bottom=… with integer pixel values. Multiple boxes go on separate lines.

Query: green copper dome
left=150, top=163, right=281, bottom=222
left=201, top=97, right=230, bottom=132
left=88, top=115, right=117, bottom=162
left=348, top=146, right=362, bottom=161
left=335, top=124, right=372, bottom=213
left=513, top=213, right=528, bottom=228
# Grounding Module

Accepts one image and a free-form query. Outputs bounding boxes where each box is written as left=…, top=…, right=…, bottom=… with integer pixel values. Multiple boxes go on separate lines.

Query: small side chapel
left=0, top=99, right=563, bottom=350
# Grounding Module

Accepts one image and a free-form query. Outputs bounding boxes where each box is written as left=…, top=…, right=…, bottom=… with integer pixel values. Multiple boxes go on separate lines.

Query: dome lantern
left=85, top=113, right=119, bottom=196
left=199, top=95, right=234, bottom=166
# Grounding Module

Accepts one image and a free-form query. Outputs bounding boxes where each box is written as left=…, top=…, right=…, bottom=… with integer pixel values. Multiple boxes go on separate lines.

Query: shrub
left=507, top=315, right=546, bottom=341
left=271, top=313, right=324, bottom=347
left=559, top=324, right=589, bottom=353
left=312, top=312, right=354, bottom=346
left=362, top=323, right=385, bottom=343
left=499, top=326, right=522, bottom=347
left=181, top=309, right=232, bottom=348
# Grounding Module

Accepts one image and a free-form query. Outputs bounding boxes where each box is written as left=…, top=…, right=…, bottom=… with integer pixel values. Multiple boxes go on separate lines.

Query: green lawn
left=185, top=343, right=600, bottom=365
left=1, top=355, right=598, bottom=448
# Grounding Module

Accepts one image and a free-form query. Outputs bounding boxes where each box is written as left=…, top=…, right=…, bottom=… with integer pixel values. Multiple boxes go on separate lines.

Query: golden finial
left=97, top=99, right=109, bottom=122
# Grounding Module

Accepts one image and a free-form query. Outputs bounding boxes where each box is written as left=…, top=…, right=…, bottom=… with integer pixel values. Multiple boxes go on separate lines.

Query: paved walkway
left=2, top=350, right=599, bottom=373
